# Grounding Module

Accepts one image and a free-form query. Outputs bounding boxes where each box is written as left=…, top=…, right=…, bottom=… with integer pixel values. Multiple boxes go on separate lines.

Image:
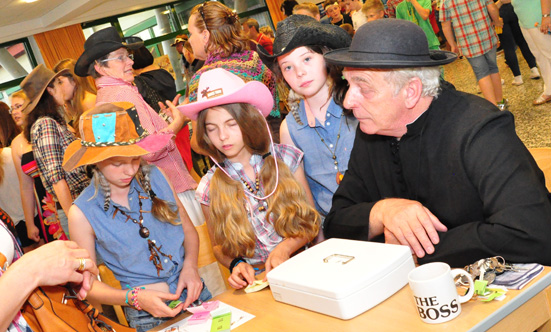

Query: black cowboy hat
left=257, top=14, right=352, bottom=72
left=74, top=27, right=143, bottom=77
left=324, top=19, right=457, bottom=68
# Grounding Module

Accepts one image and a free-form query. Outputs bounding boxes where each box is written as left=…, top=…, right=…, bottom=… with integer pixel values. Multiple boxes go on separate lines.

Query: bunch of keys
left=459, top=256, right=524, bottom=286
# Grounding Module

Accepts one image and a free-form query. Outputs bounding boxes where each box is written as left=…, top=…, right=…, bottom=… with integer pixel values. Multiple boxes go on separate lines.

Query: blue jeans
left=124, top=281, right=212, bottom=332
left=466, top=47, right=499, bottom=81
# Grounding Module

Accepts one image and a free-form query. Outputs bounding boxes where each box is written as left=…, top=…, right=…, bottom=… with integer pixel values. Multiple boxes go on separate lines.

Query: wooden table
left=153, top=267, right=551, bottom=332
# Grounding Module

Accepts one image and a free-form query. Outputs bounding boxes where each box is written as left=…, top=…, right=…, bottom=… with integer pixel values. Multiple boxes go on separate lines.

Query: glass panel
left=174, top=0, right=204, bottom=30
left=82, top=23, right=112, bottom=39
left=0, top=42, right=32, bottom=85
left=226, top=0, right=267, bottom=14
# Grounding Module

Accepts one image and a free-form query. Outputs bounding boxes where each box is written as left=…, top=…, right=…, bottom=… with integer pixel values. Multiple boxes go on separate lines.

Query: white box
left=267, top=238, right=415, bottom=319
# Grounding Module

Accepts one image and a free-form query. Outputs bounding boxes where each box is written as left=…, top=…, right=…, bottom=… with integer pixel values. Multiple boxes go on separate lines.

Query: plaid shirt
left=96, top=76, right=197, bottom=193
left=196, top=144, right=303, bottom=265
left=440, top=0, right=498, bottom=58
left=31, top=117, right=89, bottom=201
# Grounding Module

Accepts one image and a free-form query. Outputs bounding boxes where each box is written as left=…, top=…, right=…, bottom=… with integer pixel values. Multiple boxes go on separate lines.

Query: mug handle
left=451, top=269, right=475, bottom=303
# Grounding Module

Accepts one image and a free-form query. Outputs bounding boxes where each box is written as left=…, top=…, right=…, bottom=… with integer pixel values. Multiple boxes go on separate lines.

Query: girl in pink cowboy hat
left=179, top=68, right=320, bottom=290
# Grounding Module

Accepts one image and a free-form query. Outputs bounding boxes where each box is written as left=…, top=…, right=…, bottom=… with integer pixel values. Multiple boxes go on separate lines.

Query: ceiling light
left=23, top=0, right=38, bottom=3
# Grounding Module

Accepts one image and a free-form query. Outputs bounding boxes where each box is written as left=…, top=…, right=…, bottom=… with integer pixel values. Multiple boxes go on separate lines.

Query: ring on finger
left=77, top=258, right=86, bottom=272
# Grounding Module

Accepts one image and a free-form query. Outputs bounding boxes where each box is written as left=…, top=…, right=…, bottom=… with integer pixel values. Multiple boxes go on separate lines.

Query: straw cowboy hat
left=20, top=64, right=69, bottom=114
left=74, top=27, right=143, bottom=77
left=324, top=19, right=457, bottom=68
left=257, top=14, right=352, bottom=72
left=170, top=34, right=188, bottom=47
left=177, top=68, right=274, bottom=120
left=63, top=101, right=172, bottom=171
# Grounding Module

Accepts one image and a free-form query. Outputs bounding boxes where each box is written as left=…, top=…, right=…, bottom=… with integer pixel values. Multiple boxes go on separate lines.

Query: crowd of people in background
left=2, top=0, right=551, bottom=331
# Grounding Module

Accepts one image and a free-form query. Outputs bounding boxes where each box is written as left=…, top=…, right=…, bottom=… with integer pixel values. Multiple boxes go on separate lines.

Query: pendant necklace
left=239, top=167, right=268, bottom=212
left=313, top=112, right=345, bottom=184
left=113, top=192, right=172, bottom=276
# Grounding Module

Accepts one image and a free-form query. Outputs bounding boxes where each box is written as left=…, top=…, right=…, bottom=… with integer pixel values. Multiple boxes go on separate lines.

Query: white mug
left=408, top=262, right=474, bottom=324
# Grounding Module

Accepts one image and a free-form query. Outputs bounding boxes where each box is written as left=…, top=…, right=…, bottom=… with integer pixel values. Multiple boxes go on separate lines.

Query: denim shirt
left=75, top=166, right=185, bottom=293
left=286, top=99, right=358, bottom=216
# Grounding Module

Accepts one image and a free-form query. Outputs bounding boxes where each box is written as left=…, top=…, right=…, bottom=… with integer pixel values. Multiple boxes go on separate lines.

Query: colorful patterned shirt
left=30, top=117, right=89, bottom=201
left=188, top=50, right=280, bottom=118
left=95, top=76, right=197, bottom=194
left=196, top=144, right=303, bottom=265
left=440, top=0, right=498, bottom=58
left=386, top=0, right=404, bottom=18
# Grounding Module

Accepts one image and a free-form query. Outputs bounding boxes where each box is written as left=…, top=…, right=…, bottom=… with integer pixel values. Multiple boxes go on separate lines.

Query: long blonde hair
left=196, top=103, right=320, bottom=258
left=190, top=1, right=250, bottom=58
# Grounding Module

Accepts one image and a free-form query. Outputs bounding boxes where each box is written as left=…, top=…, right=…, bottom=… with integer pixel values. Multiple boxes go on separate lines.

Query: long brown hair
left=24, top=87, right=65, bottom=142
left=0, top=102, right=21, bottom=148
left=53, top=58, right=97, bottom=126
left=190, top=1, right=250, bottom=58
left=196, top=103, right=320, bottom=258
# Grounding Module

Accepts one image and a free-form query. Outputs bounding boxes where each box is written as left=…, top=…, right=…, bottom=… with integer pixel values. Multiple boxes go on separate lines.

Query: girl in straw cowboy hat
left=20, top=64, right=90, bottom=237
left=257, top=15, right=358, bottom=219
left=179, top=68, right=320, bottom=290
left=64, top=102, right=211, bottom=332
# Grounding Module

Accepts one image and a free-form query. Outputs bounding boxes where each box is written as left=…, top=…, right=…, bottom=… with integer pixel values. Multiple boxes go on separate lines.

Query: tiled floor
left=444, top=50, right=551, bottom=148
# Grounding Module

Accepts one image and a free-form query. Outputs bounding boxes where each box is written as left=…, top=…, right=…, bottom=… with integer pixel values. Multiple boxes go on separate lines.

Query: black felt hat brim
left=258, top=15, right=352, bottom=72
left=324, top=48, right=458, bottom=68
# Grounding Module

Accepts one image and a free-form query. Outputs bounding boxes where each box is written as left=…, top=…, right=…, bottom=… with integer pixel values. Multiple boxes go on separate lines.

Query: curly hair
left=273, top=45, right=350, bottom=125
left=196, top=103, right=320, bottom=258
left=190, top=1, right=250, bottom=58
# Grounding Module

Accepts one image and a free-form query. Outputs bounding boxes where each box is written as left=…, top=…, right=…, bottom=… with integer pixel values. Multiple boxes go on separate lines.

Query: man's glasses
left=9, top=103, right=23, bottom=114
left=98, top=53, right=134, bottom=63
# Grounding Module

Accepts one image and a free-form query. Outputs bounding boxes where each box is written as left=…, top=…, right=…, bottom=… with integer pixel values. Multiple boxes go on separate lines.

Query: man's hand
left=371, top=198, right=448, bottom=258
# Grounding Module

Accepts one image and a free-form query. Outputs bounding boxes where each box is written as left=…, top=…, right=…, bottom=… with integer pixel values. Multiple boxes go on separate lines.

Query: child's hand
left=264, top=245, right=292, bottom=280
left=228, top=262, right=255, bottom=289
left=136, top=289, right=181, bottom=317
left=175, top=266, right=203, bottom=310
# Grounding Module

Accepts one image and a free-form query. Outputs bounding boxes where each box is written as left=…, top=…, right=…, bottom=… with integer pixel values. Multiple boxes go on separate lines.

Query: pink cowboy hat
left=177, top=68, right=274, bottom=120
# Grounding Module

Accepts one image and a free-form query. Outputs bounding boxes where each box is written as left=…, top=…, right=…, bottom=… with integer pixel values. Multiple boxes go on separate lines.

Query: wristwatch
left=543, top=14, right=551, bottom=17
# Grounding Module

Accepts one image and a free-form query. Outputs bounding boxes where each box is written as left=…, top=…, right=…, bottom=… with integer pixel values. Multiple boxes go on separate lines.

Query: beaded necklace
left=113, top=193, right=172, bottom=276
left=240, top=172, right=267, bottom=212
left=312, top=112, right=345, bottom=184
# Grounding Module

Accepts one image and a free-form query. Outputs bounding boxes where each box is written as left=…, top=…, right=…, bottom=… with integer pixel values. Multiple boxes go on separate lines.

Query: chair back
left=98, top=264, right=129, bottom=326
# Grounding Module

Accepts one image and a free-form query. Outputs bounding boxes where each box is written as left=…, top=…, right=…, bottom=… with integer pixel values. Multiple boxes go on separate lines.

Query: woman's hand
left=134, top=289, right=181, bottom=318
left=228, top=262, right=255, bottom=289
left=175, top=266, right=203, bottom=310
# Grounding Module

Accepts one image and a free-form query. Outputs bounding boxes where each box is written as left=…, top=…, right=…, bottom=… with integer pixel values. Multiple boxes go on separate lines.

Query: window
left=0, top=39, right=37, bottom=103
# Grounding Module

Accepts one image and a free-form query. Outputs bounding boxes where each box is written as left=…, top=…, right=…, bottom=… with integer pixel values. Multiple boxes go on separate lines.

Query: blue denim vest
left=287, top=99, right=358, bottom=215
left=75, top=166, right=185, bottom=293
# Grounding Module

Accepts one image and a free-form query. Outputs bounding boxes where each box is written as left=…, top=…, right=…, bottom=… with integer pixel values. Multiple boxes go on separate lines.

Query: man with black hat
left=323, top=19, right=551, bottom=267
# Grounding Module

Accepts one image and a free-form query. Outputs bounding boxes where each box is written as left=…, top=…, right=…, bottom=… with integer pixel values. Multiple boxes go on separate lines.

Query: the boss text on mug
left=414, top=296, right=459, bottom=320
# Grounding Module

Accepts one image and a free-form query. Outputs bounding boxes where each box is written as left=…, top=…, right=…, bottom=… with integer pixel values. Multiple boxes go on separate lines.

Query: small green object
left=474, top=279, right=488, bottom=295
left=210, top=311, right=231, bottom=332
left=168, top=300, right=183, bottom=309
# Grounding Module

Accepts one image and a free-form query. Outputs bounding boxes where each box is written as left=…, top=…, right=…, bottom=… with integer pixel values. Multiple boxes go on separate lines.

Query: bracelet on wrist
left=126, top=286, right=145, bottom=310
left=229, top=257, right=246, bottom=273
left=543, top=14, right=551, bottom=18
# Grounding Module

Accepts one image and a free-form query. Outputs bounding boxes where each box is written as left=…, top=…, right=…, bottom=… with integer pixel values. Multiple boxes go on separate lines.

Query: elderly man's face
left=343, top=68, right=410, bottom=137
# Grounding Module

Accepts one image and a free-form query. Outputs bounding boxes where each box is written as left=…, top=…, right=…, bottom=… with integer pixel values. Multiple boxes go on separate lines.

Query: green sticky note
left=168, top=300, right=182, bottom=309
left=474, top=280, right=488, bottom=295
left=210, top=311, right=231, bottom=332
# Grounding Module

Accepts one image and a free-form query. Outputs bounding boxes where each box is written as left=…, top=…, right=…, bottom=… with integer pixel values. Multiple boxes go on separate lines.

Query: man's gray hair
left=385, top=67, right=441, bottom=98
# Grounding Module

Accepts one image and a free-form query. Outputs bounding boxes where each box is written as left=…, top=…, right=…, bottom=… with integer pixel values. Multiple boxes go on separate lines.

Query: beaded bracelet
left=130, top=287, right=146, bottom=311
left=229, top=257, right=246, bottom=273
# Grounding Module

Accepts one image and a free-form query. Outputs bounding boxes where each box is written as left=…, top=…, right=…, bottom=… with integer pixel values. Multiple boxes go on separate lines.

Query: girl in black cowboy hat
left=258, top=15, right=358, bottom=220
